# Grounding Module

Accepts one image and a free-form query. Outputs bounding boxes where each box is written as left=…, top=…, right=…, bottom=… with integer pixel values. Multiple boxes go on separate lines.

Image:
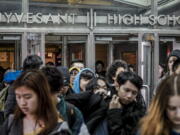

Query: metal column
left=62, top=36, right=68, bottom=67
left=138, top=33, right=143, bottom=77
left=21, top=0, right=29, bottom=66
left=21, top=33, right=28, bottom=66
left=151, top=0, right=159, bottom=90
left=15, top=40, right=21, bottom=69
left=40, top=33, right=45, bottom=65
left=108, top=41, right=114, bottom=66
left=22, top=0, right=29, bottom=14
left=151, top=0, right=158, bottom=16
left=86, top=32, right=95, bottom=70
left=153, top=33, right=159, bottom=89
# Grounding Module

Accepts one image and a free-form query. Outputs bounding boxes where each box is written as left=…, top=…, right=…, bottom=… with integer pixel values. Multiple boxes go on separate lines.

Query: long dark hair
left=12, top=70, right=59, bottom=135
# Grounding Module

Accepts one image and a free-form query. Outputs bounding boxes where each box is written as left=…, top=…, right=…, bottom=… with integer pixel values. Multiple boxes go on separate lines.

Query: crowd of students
left=0, top=49, right=179, bottom=135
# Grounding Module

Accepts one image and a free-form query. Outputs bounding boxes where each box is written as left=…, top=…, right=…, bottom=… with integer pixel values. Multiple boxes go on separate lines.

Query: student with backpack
left=0, top=70, right=22, bottom=125
left=41, top=66, right=89, bottom=135
left=4, top=55, right=43, bottom=118
left=0, top=70, right=71, bottom=135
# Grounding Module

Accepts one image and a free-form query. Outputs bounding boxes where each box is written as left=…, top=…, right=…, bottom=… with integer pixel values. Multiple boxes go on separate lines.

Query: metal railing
left=141, top=84, right=151, bottom=107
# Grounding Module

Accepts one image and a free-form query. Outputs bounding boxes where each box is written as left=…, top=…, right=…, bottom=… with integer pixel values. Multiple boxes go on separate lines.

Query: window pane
left=0, top=0, right=22, bottom=13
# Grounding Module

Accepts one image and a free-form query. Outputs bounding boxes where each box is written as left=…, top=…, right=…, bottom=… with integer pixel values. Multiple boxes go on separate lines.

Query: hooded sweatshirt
left=73, top=68, right=95, bottom=94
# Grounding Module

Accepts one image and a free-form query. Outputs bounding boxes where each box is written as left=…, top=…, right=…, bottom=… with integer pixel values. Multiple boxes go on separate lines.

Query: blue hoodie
left=73, top=68, right=95, bottom=94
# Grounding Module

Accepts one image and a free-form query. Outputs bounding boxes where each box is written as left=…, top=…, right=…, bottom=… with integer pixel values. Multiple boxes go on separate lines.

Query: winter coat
left=65, top=91, right=108, bottom=135
left=4, top=85, right=16, bottom=118
left=0, top=115, right=71, bottom=135
left=3, top=70, right=22, bottom=118
left=107, top=101, right=146, bottom=135
left=65, top=87, right=74, bottom=97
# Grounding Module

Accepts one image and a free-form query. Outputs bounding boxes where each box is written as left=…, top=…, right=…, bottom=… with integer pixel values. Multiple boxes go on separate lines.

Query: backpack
left=0, top=86, right=9, bottom=111
left=0, top=86, right=9, bottom=125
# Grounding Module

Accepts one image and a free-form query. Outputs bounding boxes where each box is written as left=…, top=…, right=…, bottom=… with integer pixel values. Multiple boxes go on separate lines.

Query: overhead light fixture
left=96, top=37, right=112, bottom=41
left=143, top=33, right=154, bottom=41
left=3, top=36, right=21, bottom=40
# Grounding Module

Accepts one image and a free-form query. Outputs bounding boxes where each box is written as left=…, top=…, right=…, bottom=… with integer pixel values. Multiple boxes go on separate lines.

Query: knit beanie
left=168, top=49, right=180, bottom=60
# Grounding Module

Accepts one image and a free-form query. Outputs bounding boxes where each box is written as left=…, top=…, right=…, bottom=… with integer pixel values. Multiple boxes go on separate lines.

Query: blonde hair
left=139, top=75, right=180, bottom=135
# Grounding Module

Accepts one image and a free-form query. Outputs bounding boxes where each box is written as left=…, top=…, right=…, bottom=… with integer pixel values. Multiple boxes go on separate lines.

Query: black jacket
left=107, top=101, right=146, bottom=135
left=65, top=91, right=108, bottom=134
left=4, top=86, right=16, bottom=118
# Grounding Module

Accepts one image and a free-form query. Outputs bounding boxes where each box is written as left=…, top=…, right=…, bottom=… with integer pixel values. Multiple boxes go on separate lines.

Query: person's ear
left=115, top=84, right=120, bottom=91
left=112, top=76, right=116, bottom=81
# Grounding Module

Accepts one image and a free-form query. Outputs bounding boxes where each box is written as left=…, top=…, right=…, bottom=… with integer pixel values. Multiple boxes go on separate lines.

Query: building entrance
left=45, top=35, right=86, bottom=67
left=0, top=34, right=21, bottom=70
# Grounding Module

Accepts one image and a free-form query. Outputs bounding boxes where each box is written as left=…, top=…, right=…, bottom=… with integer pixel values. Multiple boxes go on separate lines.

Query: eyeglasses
left=70, top=71, right=79, bottom=76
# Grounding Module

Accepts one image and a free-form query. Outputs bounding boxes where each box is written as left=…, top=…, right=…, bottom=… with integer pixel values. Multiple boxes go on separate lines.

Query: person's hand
left=109, top=95, right=122, bottom=109
left=94, top=89, right=107, bottom=97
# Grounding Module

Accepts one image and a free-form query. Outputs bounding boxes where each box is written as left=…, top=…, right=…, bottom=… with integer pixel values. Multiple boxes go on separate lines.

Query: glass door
left=140, top=41, right=152, bottom=106
left=45, top=35, right=86, bottom=67
left=0, top=34, right=21, bottom=70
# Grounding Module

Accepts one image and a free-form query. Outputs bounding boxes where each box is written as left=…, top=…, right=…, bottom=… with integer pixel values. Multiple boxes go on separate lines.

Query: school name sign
left=0, top=12, right=180, bottom=26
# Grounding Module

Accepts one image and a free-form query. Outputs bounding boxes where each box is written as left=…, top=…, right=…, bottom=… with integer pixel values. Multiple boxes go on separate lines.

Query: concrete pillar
left=86, top=32, right=95, bottom=70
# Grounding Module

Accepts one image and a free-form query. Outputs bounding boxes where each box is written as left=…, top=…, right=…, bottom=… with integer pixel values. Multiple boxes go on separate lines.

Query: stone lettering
left=118, top=14, right=122, bottom=25
left=27, top=13, right=34, bottom=23
left=14, top=13, right=24, bottom=23
left=70, top=13, right=77, bottom=24
left=46, top=13, right=54, bottom=24
left=176, top=16, right=180, bottom=25
left=36, top=13, right=43, bottom=23
left=157, top=15, right=167, bottom=26
left=4, top=12, right=13, bottom=23
left=0, top=12, right=179, bottom=27
left=58, top=13, right=67, bottom=24
left=108, top=14, right=116, bottom=24
left=149, top=15, right=156, bottom=25
left=123, top=14, right=133, bottom=25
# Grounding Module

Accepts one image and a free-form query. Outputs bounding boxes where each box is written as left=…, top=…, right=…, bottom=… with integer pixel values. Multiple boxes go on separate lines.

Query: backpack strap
left=0, top=86, right=9, bottom=111
left=66, top=103, right=75, bottom=128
